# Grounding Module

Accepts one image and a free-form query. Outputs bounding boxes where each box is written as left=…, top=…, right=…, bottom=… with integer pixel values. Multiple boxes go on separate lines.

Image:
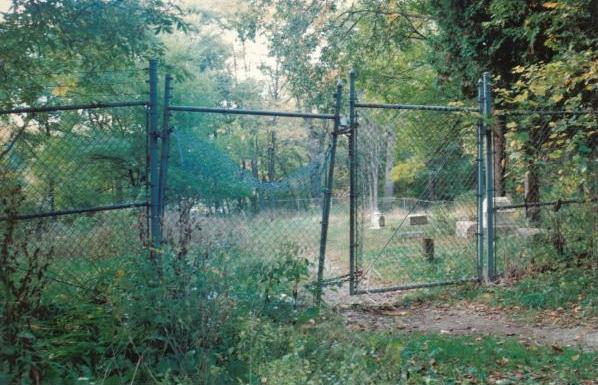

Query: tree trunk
left=268, top=130, right=276, bottom=182
left=524, top=121, right=545, bottom=224
left=239, top=160, right=247, bottom=211
left=494, top=115, right=506, bottom=196
left=383, top=128, right=396, bottom=202
left=251, top=136, right=259, bottom=213
left=524, top=169, right=540, bottom=223
left=362, top=119, right=381, bottom=227
left=428, top=172, right=437, bottom=201
left=369, top=163, right=379, bottom=228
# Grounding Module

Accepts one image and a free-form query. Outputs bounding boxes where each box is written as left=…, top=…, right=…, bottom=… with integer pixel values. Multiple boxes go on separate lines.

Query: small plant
left=0, top=172, right=53, bottom=383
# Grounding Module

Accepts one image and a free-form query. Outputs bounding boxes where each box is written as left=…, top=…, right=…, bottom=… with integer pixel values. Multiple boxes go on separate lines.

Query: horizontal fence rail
left=495, top=109, right=596, bottom=116
left=169, top=105, right=336, bottom=120
left=354, top=278, right=480, bottom=295
left=494, top=197, right=597, bottom=211
left=0, top=100, right=148, bottom=115
left=354, top=102, right=479, bottom=113
left=0, top=202, right=149, bottom=222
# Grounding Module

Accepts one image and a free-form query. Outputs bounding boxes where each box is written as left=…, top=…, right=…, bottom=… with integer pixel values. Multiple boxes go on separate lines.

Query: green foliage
left=248, top=320, right=598, bottom=385
left=496, top=267, right=598, bottom=313
left=168, top=135, right=253, bottom=201
left=1, top=242, right=313, bottom=384
left=0, top=0, right=187, bottom=108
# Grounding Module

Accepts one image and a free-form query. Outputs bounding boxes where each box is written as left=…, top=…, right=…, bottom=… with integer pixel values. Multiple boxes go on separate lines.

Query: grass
left=355, top=201, right=478, bottom=287
left=381, top=263, right=598, bottom=324
left=254, top=313, right=598, bottom=385
left=453, top=266, right=598, bottom=317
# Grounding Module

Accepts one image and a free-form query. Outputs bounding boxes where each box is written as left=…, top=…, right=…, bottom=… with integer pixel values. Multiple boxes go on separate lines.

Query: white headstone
left=456, top=220, right=477, bottom=239
left=483, top=196, right=518, bottom=228
left=370, top=210, right=381, bottom=229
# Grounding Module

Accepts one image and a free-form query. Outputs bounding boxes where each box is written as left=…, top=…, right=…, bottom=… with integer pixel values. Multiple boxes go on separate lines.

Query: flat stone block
left=483, top=196, right=519, bottom=228
left=456, top=220, right=477, bottom=239
left=397, top=231, right=425, bottom=239
left=516, top=227, right=544, bottom=239
left=408, top=214, right=428, bottom=225
left=494, top=224, right=517, bottom=235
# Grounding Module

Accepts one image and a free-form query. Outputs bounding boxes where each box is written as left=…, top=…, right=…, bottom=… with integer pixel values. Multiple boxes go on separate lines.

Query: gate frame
left=159, top=74, right=344, bottom=302
left=348, top=69, right=494, bottom=295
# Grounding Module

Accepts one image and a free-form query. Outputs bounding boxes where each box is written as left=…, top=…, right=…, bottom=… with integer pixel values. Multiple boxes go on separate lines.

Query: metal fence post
left=148, top=59, right=162, bottom=257
left=483, top=72, right=495, bottom=281
left=159, top=74, right=173, bottom=221
left=348, top=69, right=357, bottom=295
left=476, top=79, right=485, bottom=282
left=317, top=80, right=343, bottom=304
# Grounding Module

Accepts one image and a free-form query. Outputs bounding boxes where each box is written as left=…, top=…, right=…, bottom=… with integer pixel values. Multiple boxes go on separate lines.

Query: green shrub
left=1, top=241, right=313, bottom=384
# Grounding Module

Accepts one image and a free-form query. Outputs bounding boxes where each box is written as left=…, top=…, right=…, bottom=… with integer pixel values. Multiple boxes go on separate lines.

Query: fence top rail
left=354, top=102, right=479, bottom=113
left=0, top=100, right=148, bottom=115
left=169, top=105, right=336, bottom=120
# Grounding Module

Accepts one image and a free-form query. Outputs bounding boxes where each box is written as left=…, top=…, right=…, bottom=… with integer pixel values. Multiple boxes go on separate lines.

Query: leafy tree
left=427, top=0, right=597, bottom=200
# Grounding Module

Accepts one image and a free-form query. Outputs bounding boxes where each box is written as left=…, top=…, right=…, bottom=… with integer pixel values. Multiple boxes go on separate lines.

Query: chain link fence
left=351, top=106, right=481, bottom=293
left=160, top=120, right=331, bottom=262
left=1, top=69, right=151, bottom=292
left=160, top=81, right=345, bottom=299
left=2, top=64, right=594, bottom=302
left=493, top=111, right=597, bottom=278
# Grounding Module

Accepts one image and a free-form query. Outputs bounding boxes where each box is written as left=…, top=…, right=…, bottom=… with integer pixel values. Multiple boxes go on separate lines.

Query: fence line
left=1, top=60, right=595, bottom=300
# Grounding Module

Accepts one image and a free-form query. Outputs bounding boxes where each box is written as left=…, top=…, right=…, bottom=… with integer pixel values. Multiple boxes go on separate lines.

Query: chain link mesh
left=161, top=114, right=340, bottom=284
left=1, top=104, right=149, bottom=290
left=353, top=108, right=480, bottom=291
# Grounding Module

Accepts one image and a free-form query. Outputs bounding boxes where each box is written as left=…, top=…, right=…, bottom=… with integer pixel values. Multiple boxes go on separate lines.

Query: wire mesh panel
left=0, top=103, right=150, bottom=290
left=493, top=111, right=597, bottom=278
left=161, top=110, right=342, bottom=287
left=352, top=107, right=480, bottom=293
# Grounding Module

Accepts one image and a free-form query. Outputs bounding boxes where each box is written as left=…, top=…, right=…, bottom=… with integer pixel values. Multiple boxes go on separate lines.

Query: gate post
left=159, top=74, right=173, bottom=221
left=476, top=79, right=485, bottom=282
left=316, top=80, right=343, bottom=304
left=482, top=72, right=496, bottom=281
left=348, top=69, right=357, bottom=295
left=148, top=59, right=162, bottom=258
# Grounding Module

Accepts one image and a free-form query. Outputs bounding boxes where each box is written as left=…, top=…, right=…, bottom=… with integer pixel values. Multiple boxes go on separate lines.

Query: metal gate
left=348, top=71, right=493, bottom=294
left=152, top=69, right=496, bottom=299
left=159, top=76, right=344, bottom=302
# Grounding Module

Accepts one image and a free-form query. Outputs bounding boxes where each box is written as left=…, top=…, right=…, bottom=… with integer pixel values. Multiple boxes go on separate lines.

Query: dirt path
left=338, top=301, right=598, bottom=351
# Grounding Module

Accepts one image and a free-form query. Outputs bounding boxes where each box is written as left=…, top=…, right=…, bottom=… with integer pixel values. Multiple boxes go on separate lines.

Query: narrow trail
left=335, top=298, right=598, bottom=352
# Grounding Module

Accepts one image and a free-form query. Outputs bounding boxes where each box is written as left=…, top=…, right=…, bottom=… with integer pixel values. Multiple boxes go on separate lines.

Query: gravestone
left=516, top=227, right=544, bottom=239
left=456, top=220, right=477, bottom=239
left=370, top=210, right=382, bottom=229
left=483, top=196, right=517, bottom=229
left=423, top=238, right=434, bottom=262
left=408, top=214, right=428, bottom=225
